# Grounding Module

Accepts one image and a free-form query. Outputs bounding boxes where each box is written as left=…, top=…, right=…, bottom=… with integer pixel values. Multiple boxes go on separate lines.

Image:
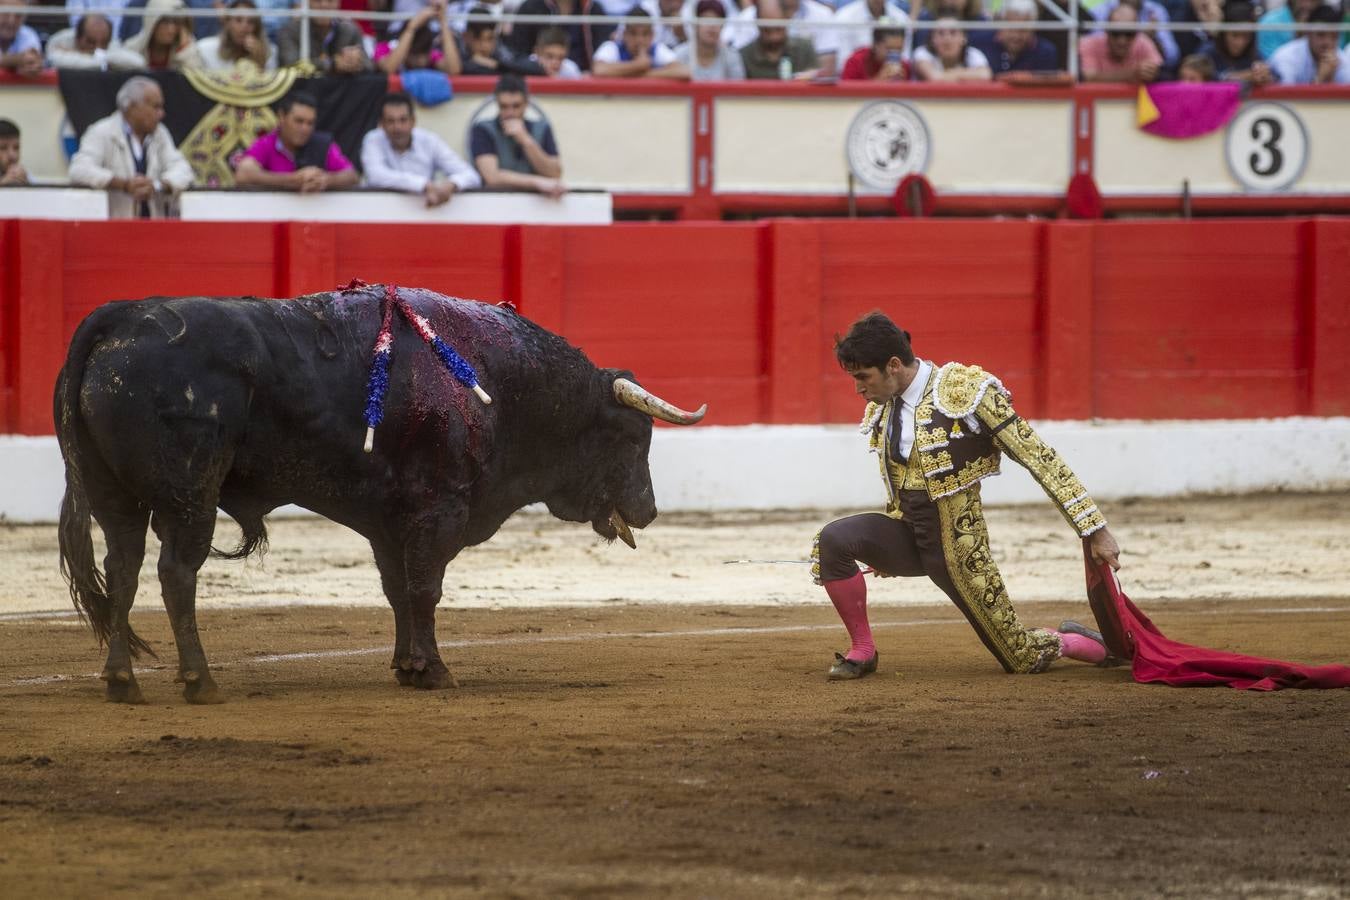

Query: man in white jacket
left=68, top=76, right=195, bottom=218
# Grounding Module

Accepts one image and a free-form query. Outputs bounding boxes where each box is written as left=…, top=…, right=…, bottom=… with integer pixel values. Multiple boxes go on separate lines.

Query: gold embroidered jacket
left=862, top=362, right=1107, bottom=537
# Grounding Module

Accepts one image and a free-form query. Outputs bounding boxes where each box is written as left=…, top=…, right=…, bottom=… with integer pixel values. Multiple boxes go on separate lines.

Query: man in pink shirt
left=234, top=91, right=359, bottom=192
left=1079, top=2, right=1161, bottom=82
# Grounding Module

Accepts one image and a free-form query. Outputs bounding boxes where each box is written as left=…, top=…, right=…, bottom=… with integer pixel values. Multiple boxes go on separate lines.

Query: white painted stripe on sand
left=6, top=605, right=1349, bottom=686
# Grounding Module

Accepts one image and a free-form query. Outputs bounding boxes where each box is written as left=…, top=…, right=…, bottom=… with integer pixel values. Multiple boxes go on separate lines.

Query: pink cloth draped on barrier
left=1085, top=551, right=1350, bottom=691
left=1137, top=83, right=1243, bottom=139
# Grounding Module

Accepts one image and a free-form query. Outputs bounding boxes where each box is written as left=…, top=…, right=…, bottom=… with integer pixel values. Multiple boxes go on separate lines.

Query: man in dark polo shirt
left=740, top=0, right=820, bottom=78
left=469, top=74, right=565, bottom=199
left=974, top=0, right=1059, bottom=75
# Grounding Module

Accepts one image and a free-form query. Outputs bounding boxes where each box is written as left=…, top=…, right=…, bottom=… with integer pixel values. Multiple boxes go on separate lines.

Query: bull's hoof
left=393, top=668, right=416, bottom=687
left=410, top=662, right=458, bottom=691
left=101, top=671, right=144, bottom=707
left=181, top=673, right=225, bottom=705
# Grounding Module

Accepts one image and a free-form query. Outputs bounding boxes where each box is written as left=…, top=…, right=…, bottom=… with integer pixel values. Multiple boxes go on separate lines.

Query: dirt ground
left=2, top=494, right=1348, bottom=898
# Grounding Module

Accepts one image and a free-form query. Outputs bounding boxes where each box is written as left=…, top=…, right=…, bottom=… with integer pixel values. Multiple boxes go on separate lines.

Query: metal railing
left=2, top=1, right=1346, bottom=84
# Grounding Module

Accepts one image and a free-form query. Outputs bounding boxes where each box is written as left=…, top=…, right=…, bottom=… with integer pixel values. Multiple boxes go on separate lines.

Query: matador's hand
left=1088, top=527, right=1121, bottom=571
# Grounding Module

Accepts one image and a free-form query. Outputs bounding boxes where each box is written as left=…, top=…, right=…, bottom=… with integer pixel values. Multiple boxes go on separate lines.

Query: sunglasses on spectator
left=1110, top=29, right=1138, bottom=38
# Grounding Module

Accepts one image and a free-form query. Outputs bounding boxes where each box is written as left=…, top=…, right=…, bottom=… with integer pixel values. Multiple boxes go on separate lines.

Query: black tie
left=127, top=133, right=151, bottom=219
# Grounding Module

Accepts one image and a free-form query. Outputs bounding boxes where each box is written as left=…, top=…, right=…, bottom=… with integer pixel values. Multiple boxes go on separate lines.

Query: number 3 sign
left=1224, top=102, right=1309, bottom=192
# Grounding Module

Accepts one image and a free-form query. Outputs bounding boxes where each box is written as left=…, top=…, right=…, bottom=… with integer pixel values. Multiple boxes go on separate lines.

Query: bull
left=55, top=285, right=706, bottom=704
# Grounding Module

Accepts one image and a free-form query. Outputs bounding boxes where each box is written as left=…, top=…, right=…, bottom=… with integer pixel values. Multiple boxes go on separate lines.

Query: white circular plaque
left=1224, top=102, right=1309, bottom=193
left=845, top=101, right=932, bottom=191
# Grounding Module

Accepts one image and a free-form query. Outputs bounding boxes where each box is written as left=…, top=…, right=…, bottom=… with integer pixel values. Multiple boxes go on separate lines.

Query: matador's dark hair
left=834, top=311, right=915, bottom=370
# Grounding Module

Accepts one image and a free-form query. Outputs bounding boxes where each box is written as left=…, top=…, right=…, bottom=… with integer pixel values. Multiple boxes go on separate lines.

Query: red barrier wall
left=3, top=218, right=1348, bottom=435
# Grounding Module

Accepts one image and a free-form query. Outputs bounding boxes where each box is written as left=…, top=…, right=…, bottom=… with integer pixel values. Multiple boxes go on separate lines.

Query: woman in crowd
left=195, top=0, right=278, bottom=70
left=126, top=0, right=203, bottom=69
left=912, top=17, right=992, bottom=79
left=1197, top=1, right=1273, bottom=84
left=915, top=0, right=991, bottom=49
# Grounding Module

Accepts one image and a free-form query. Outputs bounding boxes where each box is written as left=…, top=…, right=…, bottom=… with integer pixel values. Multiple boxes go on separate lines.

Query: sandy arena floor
left=1, top=493, right=1348, bottom=897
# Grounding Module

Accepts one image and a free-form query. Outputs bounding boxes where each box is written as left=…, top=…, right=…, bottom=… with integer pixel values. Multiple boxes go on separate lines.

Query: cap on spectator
left=694, top=0, right=724, bottom=16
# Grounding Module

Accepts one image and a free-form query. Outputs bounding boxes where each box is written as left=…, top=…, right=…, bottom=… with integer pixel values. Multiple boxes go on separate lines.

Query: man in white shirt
left=46, top=13, right=144, bottom=70
left=361, top=92, right=482, bottom=207
left=1267, top=4, right=1350, bottom=84
left=722, top=0, right=835, bottom=54
left=818, top=0, right=909, bottom=76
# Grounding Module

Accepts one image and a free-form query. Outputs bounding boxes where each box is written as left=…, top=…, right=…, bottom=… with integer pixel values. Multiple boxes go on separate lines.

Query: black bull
left=54, top=286, right=706, bottom=704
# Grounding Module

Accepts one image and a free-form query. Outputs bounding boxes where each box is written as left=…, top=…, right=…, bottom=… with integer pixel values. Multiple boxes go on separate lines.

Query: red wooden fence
left=2, top=217, right=1348, bottom=435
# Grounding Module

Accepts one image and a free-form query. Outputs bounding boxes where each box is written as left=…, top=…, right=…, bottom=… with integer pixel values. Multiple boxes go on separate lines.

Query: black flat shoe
left=827, top=651, right=878, bottom=681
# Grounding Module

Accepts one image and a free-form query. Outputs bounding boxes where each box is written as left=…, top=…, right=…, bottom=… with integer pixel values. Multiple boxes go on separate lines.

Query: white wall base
left=5, top=418, right=1349, bottom=523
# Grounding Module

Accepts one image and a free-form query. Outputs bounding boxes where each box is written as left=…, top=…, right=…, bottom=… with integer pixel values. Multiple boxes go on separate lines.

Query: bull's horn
left=610, top=510, right=637, bottom=549
left=612, top=378, right=707, bottom=425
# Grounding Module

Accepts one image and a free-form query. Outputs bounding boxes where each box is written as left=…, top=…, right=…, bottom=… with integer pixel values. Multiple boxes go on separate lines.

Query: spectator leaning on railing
left=470, top=73, right=565, bottom=197
left=1, top=3, right=44, bottom=77
left=1164, top=0, right=1220, bottom=63
left=913, top=16, right=993, bottom=79
left=0, top=118, right=29, bottom=186
left=840, top=19, right=908, bottom=79
left=1091, top=0, right=1178, bottom=69
left=361, top=91, right=482, bottom=205
left=740, top=0, right=819, bottom=78
left=529, top=25, right=583, bottom=76
left=47, top=13, right=144, bottom=69
left=1195, top=1, right=1271, bottom=85
left=647, top=0, right=693, bottom=50
left=914, top=0, right=990, bottom=52
left=1177, top=52, right=1213, bottom=80
left=974, top=0, right=1059, bottom=76
left=195, top=0, right=280, bottom=71
left=125, top=0, right=205, bottom=69
left=1078, top=2, right=1161, bottom=82
left=591, top=5, right=690, bottom=77
left=505, top=0, right=613, bottom=72
left=461, top=4, right=544, bottom=73
left=278, top=0, right=373, bottom=72
left=120, top=0, right=224, bottom=41
left=723, top=0, right=834, bottom=58
left=234, top=90, right=360, bottom=191
left=374, top=0, right=461, bottom=73
left=817, top=0, right=909, bottom=79
left=675, top=0, right=745, bottom=79
left=68, top=76, right=194, bottom=218
left=68, top=0, right=128, bottom=36
left=1257, top=0, right=1316, bottom=60
left=1267, top=4, right=1350, bottom=84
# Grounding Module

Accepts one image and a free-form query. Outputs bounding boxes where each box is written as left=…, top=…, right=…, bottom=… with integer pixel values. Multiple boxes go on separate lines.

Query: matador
left=813, top=312, right=1122, bottom=680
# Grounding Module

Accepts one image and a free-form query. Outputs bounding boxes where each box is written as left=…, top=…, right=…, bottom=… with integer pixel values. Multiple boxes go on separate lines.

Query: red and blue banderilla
left=363, top=283, right=492, bottom=453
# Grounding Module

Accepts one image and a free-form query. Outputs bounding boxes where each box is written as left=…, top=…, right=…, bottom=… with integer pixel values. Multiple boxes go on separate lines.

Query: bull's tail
left=54, top=311, right=155, bottom=659
left=211, top=514, right=269, bottom=561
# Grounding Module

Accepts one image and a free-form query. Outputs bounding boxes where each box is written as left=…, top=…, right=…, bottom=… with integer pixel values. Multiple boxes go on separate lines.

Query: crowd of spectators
left=0, top=0, right=1347, bottom=206
left=3, top=0, right=1348, bottom=82
left=0, top=73, right=561, bottom=209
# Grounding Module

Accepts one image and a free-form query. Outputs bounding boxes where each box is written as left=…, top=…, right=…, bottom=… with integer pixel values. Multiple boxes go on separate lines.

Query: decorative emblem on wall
left=845, top=100, right=932, bottom=191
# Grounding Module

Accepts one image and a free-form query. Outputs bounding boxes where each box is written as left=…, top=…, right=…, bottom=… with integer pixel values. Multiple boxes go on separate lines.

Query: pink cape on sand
left=1084, top=548, right=1350, bottom=691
